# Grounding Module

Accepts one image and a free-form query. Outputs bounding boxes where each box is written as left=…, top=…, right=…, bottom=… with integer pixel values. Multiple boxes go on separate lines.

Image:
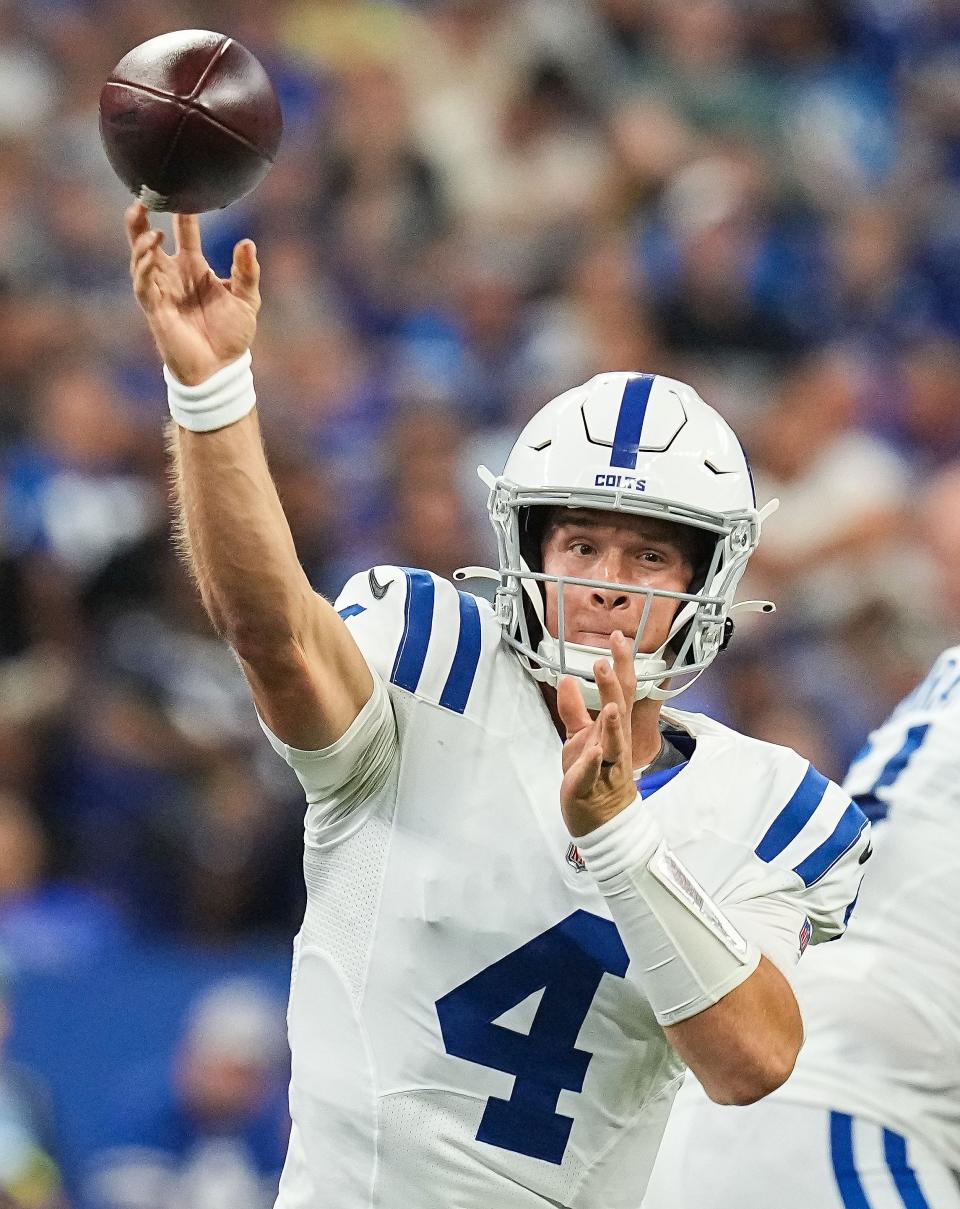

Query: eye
left=570, top=541, right=595, bottom=557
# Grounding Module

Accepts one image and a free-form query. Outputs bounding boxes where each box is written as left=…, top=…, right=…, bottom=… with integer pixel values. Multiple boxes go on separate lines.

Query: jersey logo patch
left=798, top=916, right=812, bottom=956
left=565, top=842, right=586, bottom=873
left=368, top=567, right=393, bottom=600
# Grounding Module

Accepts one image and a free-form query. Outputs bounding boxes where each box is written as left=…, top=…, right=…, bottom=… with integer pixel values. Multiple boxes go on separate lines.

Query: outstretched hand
left=125, top=202, right=261, bottom=386
left=557, top=631, right=639, bottom=838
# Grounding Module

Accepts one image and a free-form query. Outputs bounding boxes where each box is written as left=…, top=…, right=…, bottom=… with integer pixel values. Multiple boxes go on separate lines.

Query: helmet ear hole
left=518, top=506, right=550, bottom=574
left=666, top=527, right=717, bottom=659
left=518, top=506, right=552, bottom=649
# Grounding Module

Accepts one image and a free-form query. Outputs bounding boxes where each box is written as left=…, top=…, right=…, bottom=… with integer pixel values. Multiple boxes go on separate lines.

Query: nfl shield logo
left=798, top=917, right=812, bottom=957
left=565, top=842, right=586, bottom=873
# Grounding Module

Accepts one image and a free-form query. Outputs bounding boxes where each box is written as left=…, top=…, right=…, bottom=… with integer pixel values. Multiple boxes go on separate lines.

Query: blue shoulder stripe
left=793, top=801, right=869, bottom=887
left=391, top=570, right=435, bottom=693
left=755, top=763, right=829, bottom=862
left=337, top=603, right=366, bottom=621
left=440, top=591, right=482, bottom=714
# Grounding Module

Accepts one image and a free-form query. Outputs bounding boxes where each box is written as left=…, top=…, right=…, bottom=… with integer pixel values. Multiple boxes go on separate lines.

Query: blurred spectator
left=918, top=462, right=960, bottom=629
left=0, top=963, right=64, bottom=1209
left=83, top=979, right=288, bottom=1209
left=0, top=790, right=128, bottom=975
left=637, top=150, right=816, bottom=355
left=743, top=348, right=912, bottom=626
left=868, top=336, right=960, bottom=472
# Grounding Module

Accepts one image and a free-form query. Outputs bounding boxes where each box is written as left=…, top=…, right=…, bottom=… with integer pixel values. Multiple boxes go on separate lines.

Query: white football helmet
left=456, top=372, right=778, bottom=706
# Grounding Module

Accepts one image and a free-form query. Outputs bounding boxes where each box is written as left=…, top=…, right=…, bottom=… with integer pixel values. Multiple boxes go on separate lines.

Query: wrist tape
left=576, top=795, right=760, bottom=1025
left=164, top=351, right=256, bottom=432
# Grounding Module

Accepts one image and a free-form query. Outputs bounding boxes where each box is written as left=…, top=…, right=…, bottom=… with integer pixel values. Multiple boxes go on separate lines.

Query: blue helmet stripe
left=391, top=570, right=435, bottom=692
left=792, top=802, right=869, bottom=887
left=755, top=763, right=830, bottom=862
left=610, top=374, right=656, bottom=469
left=440, top=591, right=482, bottom=714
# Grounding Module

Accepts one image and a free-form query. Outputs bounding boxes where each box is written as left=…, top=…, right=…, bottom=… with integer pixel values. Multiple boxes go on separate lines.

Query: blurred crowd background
left=1, top=0, right=960, bottom=1204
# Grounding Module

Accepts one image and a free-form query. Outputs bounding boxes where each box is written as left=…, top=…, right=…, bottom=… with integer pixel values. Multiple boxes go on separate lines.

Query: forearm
left=576, top=796, right=802, bottom=1104
left=666, top=955, right=802, bottom=1104
left=169, top=410, right=314, bottom=649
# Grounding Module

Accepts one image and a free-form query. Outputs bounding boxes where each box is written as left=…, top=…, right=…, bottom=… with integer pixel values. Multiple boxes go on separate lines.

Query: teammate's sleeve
left=715, top=761, right=872, bottom=979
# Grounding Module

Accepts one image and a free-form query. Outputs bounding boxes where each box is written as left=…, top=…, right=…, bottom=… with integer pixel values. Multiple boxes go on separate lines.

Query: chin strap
left=536, top=634, right=666, bottom=707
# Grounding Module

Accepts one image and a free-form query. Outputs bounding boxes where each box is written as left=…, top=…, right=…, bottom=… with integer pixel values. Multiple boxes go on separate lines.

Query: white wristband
left=576, top=794, right=759, bottom=1025
left=163, top=351, right=256, bottom=432
left=574, top=793, right=663, bottom=880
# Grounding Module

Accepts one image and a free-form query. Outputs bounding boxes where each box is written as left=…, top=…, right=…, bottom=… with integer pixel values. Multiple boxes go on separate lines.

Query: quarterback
left=643, top=647, right=960, bottom=1209
left=125, top=204, right=870, bottom=1209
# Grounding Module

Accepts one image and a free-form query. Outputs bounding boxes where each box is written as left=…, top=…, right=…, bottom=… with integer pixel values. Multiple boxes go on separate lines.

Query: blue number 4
left=435, top=910, right=628, bottom=1165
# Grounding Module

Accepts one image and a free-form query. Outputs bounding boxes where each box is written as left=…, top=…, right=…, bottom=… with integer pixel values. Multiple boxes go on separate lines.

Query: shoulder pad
left=334, top=566, right=494, bottom=715
left=753, top=755, right=871, bottom=942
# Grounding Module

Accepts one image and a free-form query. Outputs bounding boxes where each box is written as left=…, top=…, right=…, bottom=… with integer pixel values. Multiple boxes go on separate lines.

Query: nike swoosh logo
left=859, top=844, right=872, bottom=865
left=368, top=568, right=392, bottom=600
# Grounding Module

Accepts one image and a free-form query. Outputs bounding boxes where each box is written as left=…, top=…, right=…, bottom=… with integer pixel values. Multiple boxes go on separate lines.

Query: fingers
left=173, top=213, right=203, bottom=257
left=562, top=707, right=626, bottom=802
left=125, top=201, right=150, bottom=251
left=228, top=239, right=261, bottom=309
left=593, top=653, right=627, bottom=721
left=130, top=228, right=168, bottom=306
left=557, top=675, right=593, bottom=739
left=598, top=701, right=626, bottom=771
left=610, top=630, right=638, bottom=709
left=563, top=740, right=604, bottom=802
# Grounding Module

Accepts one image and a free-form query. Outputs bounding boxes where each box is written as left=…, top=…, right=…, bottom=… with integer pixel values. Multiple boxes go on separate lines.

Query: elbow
left=229, top=626, right=308, bottom=683
left=227, top=619, right=294, bottom=661
left=702, top=1050, right=798, bottom=1107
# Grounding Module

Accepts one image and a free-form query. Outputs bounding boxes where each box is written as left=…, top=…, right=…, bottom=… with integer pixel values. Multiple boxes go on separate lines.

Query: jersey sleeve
left=707, top=757, right=872, bottom=978
left=257, top=566, right=488, bottom=847
left=725, top=759, right=865, bottom=976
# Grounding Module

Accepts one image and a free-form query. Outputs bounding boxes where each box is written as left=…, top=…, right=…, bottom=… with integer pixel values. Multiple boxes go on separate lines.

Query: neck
left=541, top=684, right=665, bottom=771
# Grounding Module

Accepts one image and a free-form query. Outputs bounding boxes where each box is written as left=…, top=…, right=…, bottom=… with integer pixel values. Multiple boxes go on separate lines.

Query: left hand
left=557, top=631, right=639, bottom=837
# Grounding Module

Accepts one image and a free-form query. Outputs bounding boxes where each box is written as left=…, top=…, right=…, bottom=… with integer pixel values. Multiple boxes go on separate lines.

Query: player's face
left=541, top=510, right=696, bottom=653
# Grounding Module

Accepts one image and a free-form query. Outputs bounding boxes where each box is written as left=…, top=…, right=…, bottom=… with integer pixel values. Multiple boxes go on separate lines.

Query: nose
left=590, top=584, right=630, bottom=610
left=590, top=552, right=630, bottom=610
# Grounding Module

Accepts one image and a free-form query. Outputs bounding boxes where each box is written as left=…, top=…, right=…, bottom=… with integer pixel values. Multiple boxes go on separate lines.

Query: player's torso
left=278, top=566, right=864, bottom=1209
left=353, top=649, right=682, bottom=1208
left=782, top=648, right=960, bottom=1168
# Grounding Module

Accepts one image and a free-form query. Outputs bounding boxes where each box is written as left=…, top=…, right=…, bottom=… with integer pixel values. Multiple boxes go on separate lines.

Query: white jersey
left=261, top=566, right=869, bottom=1209
left=780, top=645, right=960, bottom=1170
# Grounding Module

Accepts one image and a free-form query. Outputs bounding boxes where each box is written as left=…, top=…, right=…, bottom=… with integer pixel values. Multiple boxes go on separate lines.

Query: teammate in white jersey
left=642, top=647, right=960, bottom=1209
left=124, top=204, right=870, bottom=1209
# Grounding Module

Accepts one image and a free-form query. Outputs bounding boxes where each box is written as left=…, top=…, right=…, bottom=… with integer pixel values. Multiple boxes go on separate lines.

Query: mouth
left=572, top=631, right=618, bottom=648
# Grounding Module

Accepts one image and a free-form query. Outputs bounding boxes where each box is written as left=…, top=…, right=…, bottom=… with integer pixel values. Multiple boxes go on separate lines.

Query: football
left=99, top=29, right=283, bottom=214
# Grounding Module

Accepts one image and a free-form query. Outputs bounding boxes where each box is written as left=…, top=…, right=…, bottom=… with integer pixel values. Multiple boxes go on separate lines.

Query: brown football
left=99, top=29, right=283, bottom=213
